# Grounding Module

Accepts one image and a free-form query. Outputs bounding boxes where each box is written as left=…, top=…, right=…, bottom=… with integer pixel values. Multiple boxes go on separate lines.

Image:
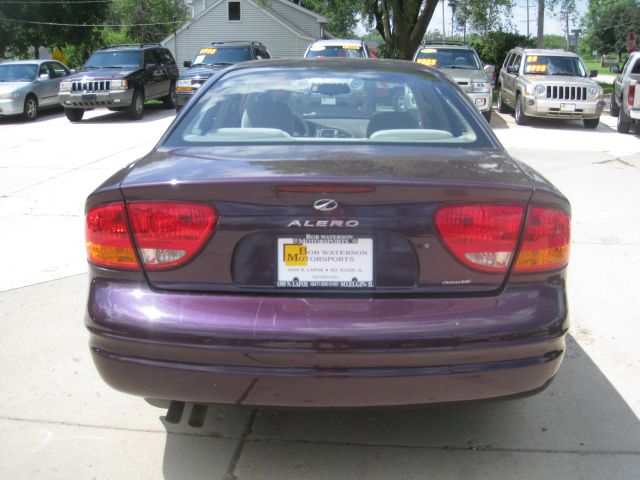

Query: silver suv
left=497, top=48, right=603, bottom=128
left=413, top=43, right=494, bottom=121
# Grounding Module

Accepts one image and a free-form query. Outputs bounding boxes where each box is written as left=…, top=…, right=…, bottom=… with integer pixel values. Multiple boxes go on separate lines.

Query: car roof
left=100, top=44, right=162, bottom=52
left=224, top=58, right=447, bottom=78
left=0, top=59, right=53, bottom=65
left=309, top=39, right=364, bottom=47
left=511, top=48, right=580, bottom=58
left=419, top=44, right=473, bottom=50
left=209, top=41, right=263, bottom=48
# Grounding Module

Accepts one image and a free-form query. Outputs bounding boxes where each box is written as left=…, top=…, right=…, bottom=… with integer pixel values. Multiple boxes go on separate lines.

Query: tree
left=361, top=0, right=442, bottom=59
left=106, top=0, right=189, bottom=44
left=301, top=0, right=360, bottom=37
left=468, top=31, right=535, bottom=68
left=581, top=0, right=640, bottom=56
left=0, top=1, right=108, bottom=59
left=549, top=0, right=579, bottom=49
left=452, top=0, right=514, bottom=36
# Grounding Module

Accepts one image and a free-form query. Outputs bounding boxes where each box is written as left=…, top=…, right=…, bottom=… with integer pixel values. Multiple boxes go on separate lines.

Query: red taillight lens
left=514, top=206, right=570, bottom=273
left=86, top=203, right=140, bottom=270
left=435, top=205, right=524, bottom=273
left=628, top=82, right=636, bottom=107
left=86, top=202, right=216, bottom=271
left=127, top=202, right=216, bottom=270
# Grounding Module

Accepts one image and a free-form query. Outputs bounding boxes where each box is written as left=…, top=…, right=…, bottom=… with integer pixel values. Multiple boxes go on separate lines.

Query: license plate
left=321, top=97, right=336, bottom=105
left=560, top=103, right=575, bottom=112
left=82, top=94, right=97, bottom=102
left=277, top=234, right=373, bottom=288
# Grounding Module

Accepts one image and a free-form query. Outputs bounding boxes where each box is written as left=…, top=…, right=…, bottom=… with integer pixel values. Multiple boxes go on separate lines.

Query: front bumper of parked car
left=59, top=89, right=134, bottom=109
left=522, top=95, right=604, bottom=119
left=0, top=96, right=25, bottom=116
left=86, top=278, right=568, bottom=408
left=464, top=91, right=492, bottom=113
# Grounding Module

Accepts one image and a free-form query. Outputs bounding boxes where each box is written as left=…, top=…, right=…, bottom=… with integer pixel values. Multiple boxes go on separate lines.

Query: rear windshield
left=0, top=64, right=37, bottom=82
left=306, top=45, right=366, bottom=58
left=192, top=46, right=253, bottom=66
left=164, top=67, right=492, bottom=147
left=415, top=48, right=482, bottom=69
left=524, top=55, right=587, bottom=76
left=85, top=51, right=141, bottom=69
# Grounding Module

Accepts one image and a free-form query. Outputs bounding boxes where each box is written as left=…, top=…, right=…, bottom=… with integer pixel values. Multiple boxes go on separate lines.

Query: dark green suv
left=59, top=44, right=179, bottom=122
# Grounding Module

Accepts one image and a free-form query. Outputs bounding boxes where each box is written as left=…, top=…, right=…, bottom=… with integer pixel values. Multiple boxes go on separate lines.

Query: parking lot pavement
left=0, top=108, right=639, bottom=479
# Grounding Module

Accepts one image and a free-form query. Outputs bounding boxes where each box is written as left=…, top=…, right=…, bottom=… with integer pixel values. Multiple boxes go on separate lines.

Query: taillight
left=127, top=202, right=216, bottom=270
left=628, top=82, right=636, bottom=107
left=86, top=203, right=139, bottom=270
left=514, top=206, right=570, bottom=273
left=86, top=202, right=216, bottom=271
left=435, top=205, right=524, bottom=272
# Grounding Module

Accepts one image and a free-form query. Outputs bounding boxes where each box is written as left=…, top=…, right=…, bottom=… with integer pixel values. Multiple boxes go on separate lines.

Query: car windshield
left=84, top=51, right=141, bottom=69
left=165, top=66, right=490, bottom=147
left=306, top=45, right=366, bottom=58
left=415, top=48, right=482, bottom=69
left=0, top=64, right=37, bottom=82
left=524, top=55, right=587, bottom=76
left=192, top=46, right=254, bottom=66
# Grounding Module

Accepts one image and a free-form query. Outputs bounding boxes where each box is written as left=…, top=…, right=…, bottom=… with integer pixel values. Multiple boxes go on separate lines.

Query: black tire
left=610, top=93, right=620, bottom=117
left=514, top=94, right=529, bottom=125
left=497, top=87, right=510, bottom=113
left=64, top=108, right=84, bottom=122
left=126, top=90, right=145, bottom=120
left=617, top=108, right=631, bottom=134
left=162, top=82, right=176, bottom=109
left=482, top=110, right=492, bottom=123
left=22, top=95, right=38, bottom=121
left=583, top=118, right=600, bottom=129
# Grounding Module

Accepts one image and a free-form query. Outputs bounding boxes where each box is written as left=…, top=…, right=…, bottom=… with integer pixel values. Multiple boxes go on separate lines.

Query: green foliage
left=452, top=0, right=514, bottom=35
left=582, top=0, right=640, bottom=55
left=301, top=0, right=359, bottom=37
left=544, top=34, right=568, bottom=49
left=105, top=0, right=189, bottom=44
left=468, top=31, right=536, bottom=68
left=0, top=1, right=108, bottom=59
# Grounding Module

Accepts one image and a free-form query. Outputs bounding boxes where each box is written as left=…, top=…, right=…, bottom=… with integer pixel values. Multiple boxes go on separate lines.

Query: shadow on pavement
left=0, top=106, right=64, bottom=124
left=521, top=116, right=614, bottom=133
left=80, top=103, right=175, bottom=124
left=160, top=335, right=640, bottom=479
left=490, top=111, right=509, bottom=129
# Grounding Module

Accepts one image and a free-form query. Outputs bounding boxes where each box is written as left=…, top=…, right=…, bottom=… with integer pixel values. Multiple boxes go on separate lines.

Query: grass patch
left=598, top=82, right=613, bottom=95
left=584, top=58, right=618, bottom=75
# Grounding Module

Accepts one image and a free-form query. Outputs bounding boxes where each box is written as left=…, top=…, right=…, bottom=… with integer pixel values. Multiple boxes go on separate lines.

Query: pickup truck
left=611, top=51, right=640, bottom=133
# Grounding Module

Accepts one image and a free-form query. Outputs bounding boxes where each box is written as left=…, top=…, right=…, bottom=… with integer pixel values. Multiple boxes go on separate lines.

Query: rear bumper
left=86, top=279, right=568, bottom=407
left=629, top=107, right=640, bottom=120
left=59, top=89, right=133, bottom=109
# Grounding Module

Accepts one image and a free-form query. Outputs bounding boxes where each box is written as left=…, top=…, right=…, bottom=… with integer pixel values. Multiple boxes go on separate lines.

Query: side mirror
left=183, top=60, right=192, bottom=68
left=38, top=73, right=50, bottom=81
left=255, top=55, right=263, bottom=60
left=507, top=65, right=519, bottom=75
left=589, top=70, right=598, bottom=78
left=610, top=65, right=620, bottom=74
left=483, top=64, right=495, bottom=74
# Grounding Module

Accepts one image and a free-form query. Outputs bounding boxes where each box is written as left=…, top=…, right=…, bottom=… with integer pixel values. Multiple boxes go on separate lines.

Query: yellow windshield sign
left=417, top=58, right=437, bottom=67
left=199, top=48, right=218, bottom=55
left=342, top=45, right=360, bottom=50
left=527, top=55, right=538, bottom=62
left=421, top=48, right=437, bottom=54
left=526, top=64, right=547, bottom=73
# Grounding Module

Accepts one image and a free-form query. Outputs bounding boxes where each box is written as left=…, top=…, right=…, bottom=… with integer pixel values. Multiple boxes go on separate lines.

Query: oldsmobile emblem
left=313, top=199, right=338, bottom=212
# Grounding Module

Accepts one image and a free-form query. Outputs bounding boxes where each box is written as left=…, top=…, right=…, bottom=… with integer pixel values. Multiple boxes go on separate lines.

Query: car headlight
left=0, top=92, right=20, bottom=99
left=534, top=85, right=546, bottom=96
left=111, top=79, right=128, bottom=90
left=59, top=81, right=72, bottom=93
left=472, top=82, right=490, bottom=93
left=176, top=79, right=195, bottom=91
left=588, top=87, right=598, bottom=97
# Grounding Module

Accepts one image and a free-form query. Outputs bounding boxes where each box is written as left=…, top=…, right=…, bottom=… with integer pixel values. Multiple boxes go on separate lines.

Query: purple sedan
left=85, top=59, right=570, bottom=408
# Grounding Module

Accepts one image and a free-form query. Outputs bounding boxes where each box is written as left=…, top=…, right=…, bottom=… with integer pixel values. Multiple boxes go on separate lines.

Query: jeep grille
left=546, top=86, right=587, bottom=101
left=71, top=81, right=111, bottom=93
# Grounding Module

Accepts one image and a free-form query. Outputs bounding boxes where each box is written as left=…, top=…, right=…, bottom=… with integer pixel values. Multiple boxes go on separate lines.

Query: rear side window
left=165, top=67, right=492, bottom=147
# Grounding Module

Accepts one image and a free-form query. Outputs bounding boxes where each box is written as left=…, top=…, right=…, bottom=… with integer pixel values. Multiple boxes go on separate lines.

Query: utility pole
left=526, top=0, right=530, bottom=37
left=442, top=0, right=446, bottom=40
left=537, top=0, right=544, bottom=48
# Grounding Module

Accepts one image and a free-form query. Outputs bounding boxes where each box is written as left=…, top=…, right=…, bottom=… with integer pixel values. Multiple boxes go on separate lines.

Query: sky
left=423, top=0, right=589, bottom=38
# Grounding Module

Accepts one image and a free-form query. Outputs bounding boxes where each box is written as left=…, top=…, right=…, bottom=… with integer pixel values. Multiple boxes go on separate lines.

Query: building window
left=228, top=2, right=241, bottom=21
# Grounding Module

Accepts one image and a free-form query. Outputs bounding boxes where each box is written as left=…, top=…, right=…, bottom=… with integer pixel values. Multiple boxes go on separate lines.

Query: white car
left=304, top=39, right=373, bottom=59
